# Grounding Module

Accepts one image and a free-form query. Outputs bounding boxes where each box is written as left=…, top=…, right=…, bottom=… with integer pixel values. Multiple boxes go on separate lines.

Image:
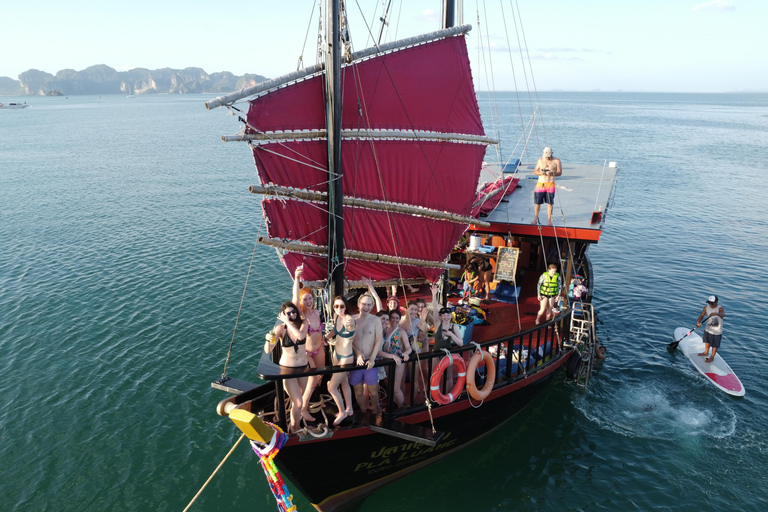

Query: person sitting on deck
left=569, top=275, right=588, bottom=301
left=536, top=263, right=563, bottom=325
left=325, top=297, right=356, bottom=426
left=264, top=302, right=309, bottom=434
left=532, top=146, right=562, bottom=225
left=461, top=264, right=480, bottom=300
left=350, top=292, right=384, bottom=414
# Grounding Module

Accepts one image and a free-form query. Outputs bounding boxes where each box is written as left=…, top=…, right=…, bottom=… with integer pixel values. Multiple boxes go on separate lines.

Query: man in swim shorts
left=532, top=146, right=562, bottom=225
left=696, top=295, right=725, bottom=363
left=351, top=292, right=384, bottom=413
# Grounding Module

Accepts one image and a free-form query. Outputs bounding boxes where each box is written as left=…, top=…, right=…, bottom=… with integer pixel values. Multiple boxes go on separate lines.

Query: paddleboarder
left=696, top=295, right=725, bottom=363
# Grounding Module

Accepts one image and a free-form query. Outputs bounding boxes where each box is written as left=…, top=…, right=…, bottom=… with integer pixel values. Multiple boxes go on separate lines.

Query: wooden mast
left=326, top=0, right=344, bottom=300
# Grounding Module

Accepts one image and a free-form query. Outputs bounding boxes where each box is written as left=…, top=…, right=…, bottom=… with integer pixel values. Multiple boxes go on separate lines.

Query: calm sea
left=1, top=92, right=767, bottom=512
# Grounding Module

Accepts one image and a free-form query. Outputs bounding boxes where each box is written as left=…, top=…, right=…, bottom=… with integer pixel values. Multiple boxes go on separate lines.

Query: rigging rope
left=182, top=433, right=246, bottom=512
left=220, top=217, right=265, bottom=380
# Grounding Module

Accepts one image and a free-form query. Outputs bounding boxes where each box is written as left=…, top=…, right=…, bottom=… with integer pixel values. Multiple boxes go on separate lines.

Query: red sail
left=249, top=35, right=486, bottom=283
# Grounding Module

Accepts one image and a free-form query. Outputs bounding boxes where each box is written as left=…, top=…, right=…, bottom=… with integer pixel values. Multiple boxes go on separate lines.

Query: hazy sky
left=1, top=0, right=765, bottom=92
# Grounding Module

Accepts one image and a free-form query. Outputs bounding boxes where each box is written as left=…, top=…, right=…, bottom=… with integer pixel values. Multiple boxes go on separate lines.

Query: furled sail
left=248, top=34, right=488, bottom=283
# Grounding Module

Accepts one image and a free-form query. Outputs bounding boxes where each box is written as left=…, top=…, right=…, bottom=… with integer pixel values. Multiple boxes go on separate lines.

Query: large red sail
left=248, top=35, right=487, bottom=283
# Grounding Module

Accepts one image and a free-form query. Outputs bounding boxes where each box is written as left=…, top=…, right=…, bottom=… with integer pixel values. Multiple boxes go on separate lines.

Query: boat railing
left=257, top=310, right=576, bottom=431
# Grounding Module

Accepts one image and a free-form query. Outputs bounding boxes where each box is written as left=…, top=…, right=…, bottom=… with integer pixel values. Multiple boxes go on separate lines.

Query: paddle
left=667, top=324, right=702, bottom=351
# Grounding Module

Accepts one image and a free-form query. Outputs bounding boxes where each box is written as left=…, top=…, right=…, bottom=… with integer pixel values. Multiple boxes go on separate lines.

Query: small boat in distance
left=0, top=102, right=29, bottom=109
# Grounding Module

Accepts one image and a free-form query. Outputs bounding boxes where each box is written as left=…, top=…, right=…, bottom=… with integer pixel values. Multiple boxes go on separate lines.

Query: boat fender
left=466, top=350, right=496, bottom=401
left=565, top=351, right=582, bottom=380
left=430, top=354, right=467, bottom=405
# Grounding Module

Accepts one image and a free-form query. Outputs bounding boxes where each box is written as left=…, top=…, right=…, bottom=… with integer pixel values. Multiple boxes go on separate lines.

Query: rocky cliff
left=0, top=65, right=268, bottom=96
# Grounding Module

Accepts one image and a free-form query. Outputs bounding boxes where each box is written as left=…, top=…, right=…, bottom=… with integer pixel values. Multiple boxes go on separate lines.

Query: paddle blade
left=668, top=329, right=693, bottom=351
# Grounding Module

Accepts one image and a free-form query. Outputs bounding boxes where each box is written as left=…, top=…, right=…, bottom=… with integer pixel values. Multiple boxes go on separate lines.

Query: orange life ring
left=466, top=350, right=496, bottom=400
left=430, top=354, right=466, bottom=405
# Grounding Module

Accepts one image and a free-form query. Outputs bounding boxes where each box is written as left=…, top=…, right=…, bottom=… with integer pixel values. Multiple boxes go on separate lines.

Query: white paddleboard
left=673, top=327, right=745, bottom=397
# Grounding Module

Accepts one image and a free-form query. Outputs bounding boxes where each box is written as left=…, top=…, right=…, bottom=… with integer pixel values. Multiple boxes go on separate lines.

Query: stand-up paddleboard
left=673, top=327, right=745, bottom=396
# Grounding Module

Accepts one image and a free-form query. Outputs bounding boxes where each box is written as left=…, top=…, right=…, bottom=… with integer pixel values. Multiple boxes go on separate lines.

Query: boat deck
left=477, top=161, right=619, bottom=242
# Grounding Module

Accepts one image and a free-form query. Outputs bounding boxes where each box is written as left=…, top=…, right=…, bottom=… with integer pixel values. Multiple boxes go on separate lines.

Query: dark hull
left=275, top=350, right=570, bottom=511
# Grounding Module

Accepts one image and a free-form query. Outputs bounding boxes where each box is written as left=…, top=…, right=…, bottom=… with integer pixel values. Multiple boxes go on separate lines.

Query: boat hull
left=275, top=350, right=569, bottom=511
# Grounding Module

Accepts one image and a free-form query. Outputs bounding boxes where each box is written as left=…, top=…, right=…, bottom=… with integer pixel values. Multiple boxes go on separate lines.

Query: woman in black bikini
left=266, top=302, right=309, bottom=433
left=325, top=296, right=355, bottom=426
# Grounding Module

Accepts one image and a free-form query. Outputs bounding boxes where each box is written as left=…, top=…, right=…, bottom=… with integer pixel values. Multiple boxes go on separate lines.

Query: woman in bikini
left=325, top=297, right=355, bottom=426
left=293, top=266, right=325, bottom=422
left=380, top=308, right=411, bottom=408
left=401, top=300, right=428, bottom=399
left=265, top=302, right=309, bottom=433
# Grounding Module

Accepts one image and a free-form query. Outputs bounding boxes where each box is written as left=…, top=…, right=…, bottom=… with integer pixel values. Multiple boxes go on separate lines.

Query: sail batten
left=204, top=25, right=472, bottom=110
left=224, top=129, right=497, bottom=145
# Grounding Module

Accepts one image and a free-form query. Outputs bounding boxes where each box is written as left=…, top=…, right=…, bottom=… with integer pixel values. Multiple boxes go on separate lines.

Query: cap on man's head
left=707, top=295, right=718, bottom=304
left=387, top=295, right=399, bottom=303
left=543, top=147, right=552, bottom=157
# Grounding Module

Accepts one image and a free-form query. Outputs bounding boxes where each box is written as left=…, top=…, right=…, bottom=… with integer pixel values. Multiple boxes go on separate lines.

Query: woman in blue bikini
left=325, top=297, right=356, bottom=426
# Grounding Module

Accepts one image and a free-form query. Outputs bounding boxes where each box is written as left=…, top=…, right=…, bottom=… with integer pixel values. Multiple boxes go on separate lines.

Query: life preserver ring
left=466, top=350, right=496, bottom=400
left=430, top=354, right=466, bottom=405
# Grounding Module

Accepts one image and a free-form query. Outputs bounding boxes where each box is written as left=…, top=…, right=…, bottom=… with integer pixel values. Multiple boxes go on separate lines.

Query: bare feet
left=547, top=218, right=553, bottom=226
left=333, top=410, right=348, bottom=426
left=697, top=352, right=709, bottom=357
left=406, top=285, right=418, bottom=293
left=301, top=408, right=315, bottom=422
left=705, top=356, right=715, bottom=363
left=531, top=218, right=539, bottom=225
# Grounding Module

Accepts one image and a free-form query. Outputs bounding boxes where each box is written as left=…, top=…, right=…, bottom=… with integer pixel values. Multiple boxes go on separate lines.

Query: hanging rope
left=220, top=217, right=265, bottom=380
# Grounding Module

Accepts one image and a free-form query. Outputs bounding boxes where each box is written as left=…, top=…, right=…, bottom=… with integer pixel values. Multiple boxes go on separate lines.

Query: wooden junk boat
left=204, top=1, right=618, bottom=510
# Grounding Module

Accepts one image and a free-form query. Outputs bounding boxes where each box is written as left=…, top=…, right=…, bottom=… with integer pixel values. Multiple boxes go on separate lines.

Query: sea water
left=1, top=92, right=767, bottom=511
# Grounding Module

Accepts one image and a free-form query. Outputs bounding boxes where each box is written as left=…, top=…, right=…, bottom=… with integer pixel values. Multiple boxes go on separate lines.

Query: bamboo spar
left=249, top=184, right=491, bottom=227
left=258, top=237, right=461, bottom=271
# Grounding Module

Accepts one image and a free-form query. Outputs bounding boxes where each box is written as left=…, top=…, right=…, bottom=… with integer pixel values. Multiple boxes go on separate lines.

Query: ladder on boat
left=565, top=302, right=596, bottom=388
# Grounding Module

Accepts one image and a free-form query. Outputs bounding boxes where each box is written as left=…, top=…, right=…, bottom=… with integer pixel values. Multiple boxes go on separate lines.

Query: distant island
left=0, top=65, right=268, bottom=96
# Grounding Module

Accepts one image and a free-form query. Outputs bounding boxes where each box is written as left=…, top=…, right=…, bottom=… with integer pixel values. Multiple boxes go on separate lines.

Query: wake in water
left=575, top=377, right=737, bottom=440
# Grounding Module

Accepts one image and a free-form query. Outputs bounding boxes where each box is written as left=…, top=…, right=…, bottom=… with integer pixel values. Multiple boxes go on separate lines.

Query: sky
left=1, top=0, right=766, bottom=93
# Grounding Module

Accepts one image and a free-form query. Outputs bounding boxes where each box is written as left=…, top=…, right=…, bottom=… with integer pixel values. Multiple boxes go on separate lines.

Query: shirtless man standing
left=533, top=146, right=562, bottom=225
left=350, top=292, right=384, bottom=413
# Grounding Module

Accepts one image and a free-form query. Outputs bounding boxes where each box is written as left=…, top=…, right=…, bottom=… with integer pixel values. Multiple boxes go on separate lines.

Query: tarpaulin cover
left=471, top=176, right=520, bottom=217
left=248, top=35, right=485, bottom=283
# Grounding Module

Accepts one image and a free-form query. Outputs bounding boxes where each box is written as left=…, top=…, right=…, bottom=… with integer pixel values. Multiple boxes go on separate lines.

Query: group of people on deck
left=265, top=269, right=468, bottom=433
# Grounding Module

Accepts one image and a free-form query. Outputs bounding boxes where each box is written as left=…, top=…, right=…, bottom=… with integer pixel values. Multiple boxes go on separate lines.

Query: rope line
left=182, top=433, right=246, bottom=512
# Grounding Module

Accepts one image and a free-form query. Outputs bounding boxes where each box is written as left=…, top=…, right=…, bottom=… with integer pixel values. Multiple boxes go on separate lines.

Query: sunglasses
left=333, top=304, right=345, bottom=309
left=439, top=308, right=452, bottom=315
left=285, top=310, right=298, bottom=315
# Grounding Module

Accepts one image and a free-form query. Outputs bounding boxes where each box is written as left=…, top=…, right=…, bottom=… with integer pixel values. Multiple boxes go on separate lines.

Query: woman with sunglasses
left=325, top=297, right=355, bottom=426
left=379, top=308, right=411, bottom=408
left=293, top=266, right=326, bottom=422
left=265, top=302, right=309, bottom=433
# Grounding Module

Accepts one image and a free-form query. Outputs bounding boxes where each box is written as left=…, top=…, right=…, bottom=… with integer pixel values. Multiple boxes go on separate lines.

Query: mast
left=325, top=0, right=344, bottom=299
left=442, top=0, right=455, bottom=29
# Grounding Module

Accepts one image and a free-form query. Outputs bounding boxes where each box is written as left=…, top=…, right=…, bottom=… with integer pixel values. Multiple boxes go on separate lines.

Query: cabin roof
left=474, top=162, right=619, bottom=242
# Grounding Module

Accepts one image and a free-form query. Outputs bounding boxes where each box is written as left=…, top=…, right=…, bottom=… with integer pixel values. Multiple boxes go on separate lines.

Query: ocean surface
left=2, top=92, right=767, bottom=512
